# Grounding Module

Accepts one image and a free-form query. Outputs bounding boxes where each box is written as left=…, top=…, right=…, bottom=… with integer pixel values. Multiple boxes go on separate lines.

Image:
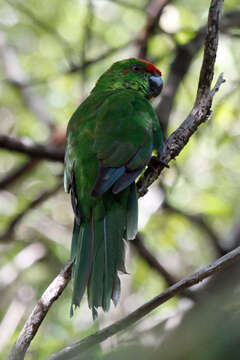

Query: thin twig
left=7, top=260, right=74, bottom=360
left=45, top=245, right=240, bottom=360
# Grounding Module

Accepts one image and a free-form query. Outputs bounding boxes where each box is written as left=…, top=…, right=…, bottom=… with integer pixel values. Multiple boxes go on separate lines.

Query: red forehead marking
left=137, top=58, right=162, bottom=76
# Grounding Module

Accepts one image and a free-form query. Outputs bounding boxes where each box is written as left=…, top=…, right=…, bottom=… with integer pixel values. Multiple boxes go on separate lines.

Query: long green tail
left=70, top=183, right=138, bottom=319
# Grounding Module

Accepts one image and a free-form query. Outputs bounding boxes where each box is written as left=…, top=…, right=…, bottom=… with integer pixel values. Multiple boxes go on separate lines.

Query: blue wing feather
left=92, top=165, right=125, bottom=197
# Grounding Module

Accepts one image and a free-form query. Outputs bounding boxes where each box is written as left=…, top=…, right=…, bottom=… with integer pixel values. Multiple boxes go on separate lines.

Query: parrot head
left=92, top=58, right=163, bottom=99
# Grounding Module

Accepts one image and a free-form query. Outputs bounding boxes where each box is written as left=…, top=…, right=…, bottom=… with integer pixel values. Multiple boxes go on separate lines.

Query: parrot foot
left=158, top=158, right=169, bottom=168
left=151, top=156, right=169, bottom=169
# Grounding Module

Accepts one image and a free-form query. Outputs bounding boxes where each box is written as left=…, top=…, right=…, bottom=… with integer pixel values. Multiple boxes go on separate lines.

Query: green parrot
left=64, top=58, right=163, bottom=319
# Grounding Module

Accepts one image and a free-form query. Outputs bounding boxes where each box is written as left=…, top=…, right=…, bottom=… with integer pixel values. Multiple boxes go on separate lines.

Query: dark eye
left=132, top=65, right=142, bottom=72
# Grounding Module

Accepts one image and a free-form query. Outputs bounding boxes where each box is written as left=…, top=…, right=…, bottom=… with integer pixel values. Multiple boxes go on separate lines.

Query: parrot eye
left=132, top=65, right=142, bottom=73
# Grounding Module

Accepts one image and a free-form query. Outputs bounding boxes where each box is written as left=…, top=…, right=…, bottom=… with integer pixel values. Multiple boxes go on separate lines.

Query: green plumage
left=64, top=58, right=164, bottom=318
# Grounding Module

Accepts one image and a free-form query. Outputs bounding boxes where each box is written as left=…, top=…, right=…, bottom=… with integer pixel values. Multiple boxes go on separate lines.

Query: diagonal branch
left=7, top=260, right=74, bottom=360
left=7, top=243, right=240, bottom=359
left=45, top=245, right=240, bottom=360
left=137, top=0, right=225, bottom=197
left=196, top=0, right=222, bottom=102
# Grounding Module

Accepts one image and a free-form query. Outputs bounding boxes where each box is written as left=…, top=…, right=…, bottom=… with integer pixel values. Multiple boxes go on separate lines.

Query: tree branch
left=7, top=260, right=74, bottom=360
left=0, top=135, right=64, bottom=162
left=137, top=0, right=225, bottom=197
left=45, top=245, right=240, bottom=360
left=196, top=0, right=222, bottom=101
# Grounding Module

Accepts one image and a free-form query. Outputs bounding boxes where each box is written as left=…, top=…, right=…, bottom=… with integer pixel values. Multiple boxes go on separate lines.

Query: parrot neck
left=91, top=71, right=149, bottom=98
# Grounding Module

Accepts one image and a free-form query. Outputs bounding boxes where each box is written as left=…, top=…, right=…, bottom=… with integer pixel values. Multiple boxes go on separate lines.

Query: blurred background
left=0, top=0, right=240, bottom=359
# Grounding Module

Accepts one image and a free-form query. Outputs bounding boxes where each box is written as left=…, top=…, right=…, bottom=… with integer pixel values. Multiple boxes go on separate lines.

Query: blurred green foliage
left=0, top=0, right=240, bottom=359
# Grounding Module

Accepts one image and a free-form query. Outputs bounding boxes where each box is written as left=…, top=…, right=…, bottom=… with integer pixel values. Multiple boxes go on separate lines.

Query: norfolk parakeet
left=64, top=58, right=163, bottom=319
